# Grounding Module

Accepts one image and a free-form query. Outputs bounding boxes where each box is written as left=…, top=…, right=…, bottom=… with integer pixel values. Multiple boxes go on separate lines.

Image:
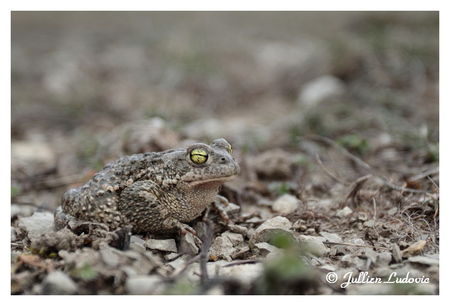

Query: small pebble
left=336, top=206, right=353, bottom=218
left=145, top=238, right=177, bottom=253
left=272, top=194, right=299, bottom=215
left=42, top=271, right=77, bottom=294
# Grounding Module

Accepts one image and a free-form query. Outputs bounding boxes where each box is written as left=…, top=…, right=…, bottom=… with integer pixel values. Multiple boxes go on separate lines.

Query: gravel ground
left=11, top=11, right=439, bottom=295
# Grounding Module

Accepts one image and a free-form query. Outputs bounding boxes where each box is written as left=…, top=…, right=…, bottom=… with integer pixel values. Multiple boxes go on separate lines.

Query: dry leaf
left=401, top=240, right=427, bottom=257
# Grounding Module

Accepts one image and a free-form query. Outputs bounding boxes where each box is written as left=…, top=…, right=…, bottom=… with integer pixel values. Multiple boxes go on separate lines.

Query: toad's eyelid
left=190, top=148, right=207, bottom=156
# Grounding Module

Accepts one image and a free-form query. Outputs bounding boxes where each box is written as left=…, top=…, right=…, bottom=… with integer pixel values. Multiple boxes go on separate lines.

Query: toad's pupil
left=190, top=149, right=208, bottom=164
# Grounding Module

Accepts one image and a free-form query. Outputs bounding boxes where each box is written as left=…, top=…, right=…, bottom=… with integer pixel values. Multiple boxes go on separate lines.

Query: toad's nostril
left=220, top=157, right=227, bottom=163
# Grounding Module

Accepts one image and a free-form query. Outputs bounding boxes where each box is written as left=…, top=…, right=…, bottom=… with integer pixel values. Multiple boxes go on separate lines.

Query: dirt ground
left=11, top=12, right=439, bottom=294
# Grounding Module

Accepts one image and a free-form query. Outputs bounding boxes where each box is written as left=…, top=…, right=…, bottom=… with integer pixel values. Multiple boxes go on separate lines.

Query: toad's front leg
left=119, top=180, right=201, bottom=237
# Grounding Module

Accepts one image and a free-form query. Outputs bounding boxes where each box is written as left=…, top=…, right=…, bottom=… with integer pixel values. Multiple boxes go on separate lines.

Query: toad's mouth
left=187, top=175, right=236, bottom=187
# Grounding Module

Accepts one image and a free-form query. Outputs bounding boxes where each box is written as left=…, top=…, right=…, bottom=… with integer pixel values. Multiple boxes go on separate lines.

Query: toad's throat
left=187, top=175, right=236, bottom=187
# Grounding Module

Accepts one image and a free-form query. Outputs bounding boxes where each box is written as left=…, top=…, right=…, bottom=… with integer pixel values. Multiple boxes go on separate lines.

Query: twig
left=427, top=175, right=439, bottom=191
left=167, top=254, right=201, bottom=280
left=372, top=198, right=377, bottom=221
left=222, top=259, right=261, bottom=267
left=306, top=135, right=372, bottom=171
left=341, top=174, right=372, bottom=208
left=322, top=241, right=389, bottom=251
left=304, top=135, right=430, bottom=194
left=408, top=167, right=439, bottom=182
left=381, top=178, right=429, bottom=194
left=163, top=222, right=214, bottom=289
left=199, top=221, right=214, bottom=286
left=315, top=153, right=350, bottom=186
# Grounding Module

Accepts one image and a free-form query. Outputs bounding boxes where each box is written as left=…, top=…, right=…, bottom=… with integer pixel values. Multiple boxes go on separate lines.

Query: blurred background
left=12, top=11, right=438, bottom=208
left=11, top=11, right=439, bottom=295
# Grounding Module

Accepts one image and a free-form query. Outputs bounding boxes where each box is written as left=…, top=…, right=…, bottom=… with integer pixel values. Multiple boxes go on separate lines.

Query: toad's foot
left=213, top=196, right=247, bottom=235
left=162, top=217, right=197, bottom=236
left=162, top=217, right=203, bottom=247
left=213, top=195, right=231, bottom=223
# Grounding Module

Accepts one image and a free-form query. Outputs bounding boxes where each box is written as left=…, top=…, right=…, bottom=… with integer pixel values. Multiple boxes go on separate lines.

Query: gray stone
left=298, top=75, right=345, bottom=108
left=145, top=238, right=177, bottom=253
left=310, top=199, right=334, bottom=209
left=387, top=207, right=398, bottom=216
left=340, top=254, right=354, bottom=266
left=42, top=271, right=77, bottom=294
left=209, top=231, right=245, bottom=261
left=179, top=232, right=199, bottom=255
left=130, top=235, right=145, bottom=246
left=205, top=286, right=225, bottom=295
left=408, top=255, right=439, bottom=266
left=209, top=236, right=235, bottom=261
left=272, top=194, right=299, bottom=215
left=221, top=231, right=244, bottom=246
left=309, top=256, right=325, bottom=266
left=122, top=266, right=138, bottom=277
left=319, top=264, right=336, bottom=272
left=245, top=216, right=263, bottom=224
left=130, top=235, right=146, bottom=252
left=164, top=252, right=180, bottom=261
left=297, top=235, right=329, bottom=257
left=232, top=245, right=250, bottom=259
left=357, top=213, right=368, bottom=222
left=305, top=228, right=316, bottom=235
left=167, top=255, right=191, bottom=275
left=346, top=282, right=437, bottom=295
left=253, top=216, right=293, bottom=243
left=372, top=266, right=393, bottom=278
left=100, top=247, right=120, bottom=267
left=206, top=260, right=228, bottom=278
left=125, top=275, right=163, bottom=295
left=220, top=263, right=264, bottom=285
left=224, top=203, right=241, bottom=217
left=336, top=206, right=353, bottom=218
left=12, top=140, right=55, bottom=171
left=350, top=238, right=366, bottom=246
left=253, top=149, right=296, bottom=179
left=392, top=244, right=403, bottom=263
left=11, top=204, right=36, bottom=218
left=346, top=283, right=393, bottom=295
left=292, top=219, right=307, bottom=231
left=319, top=231, right=342, bottom=243
left=363, top=220, right=375, bottom=228
left=377, top=251, right=392, bottom=265
left=341, top=254, right=367, bottom=270
left=123, top=250, right=142, bottom=260
left=18, top=212, right=54, bottom=240
left=254, top=242, right=282, bottom=258
left=363, top=248, right=378, bottom=263
left=319, top=265, right=336, bottom=272
left=413, top=283, right=438, bottom=295
left=11, top=227, right=17, bottom=242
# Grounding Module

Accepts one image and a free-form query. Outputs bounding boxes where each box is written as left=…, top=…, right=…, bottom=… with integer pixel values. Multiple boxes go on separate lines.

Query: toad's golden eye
left=190, top=148, right=208, bottom=164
